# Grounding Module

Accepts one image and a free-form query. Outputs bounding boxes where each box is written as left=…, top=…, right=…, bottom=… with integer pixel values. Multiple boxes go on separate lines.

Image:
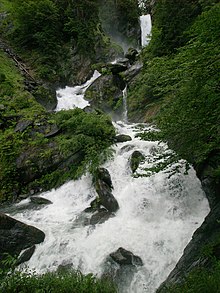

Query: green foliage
left=11, top=0, right=60, bottom=52
left=157, top=4, right=220, bottom=165
left=0, top=50, right=115, bottom=202
left=54, top=108, right=115, bottom=175
left=147, top=0, right=202, bottom=56
left=0, top=269, right=117, bottom=293
left=129, top=3, right=220, bottom=185
left=166, top=261, right=220, bottom=293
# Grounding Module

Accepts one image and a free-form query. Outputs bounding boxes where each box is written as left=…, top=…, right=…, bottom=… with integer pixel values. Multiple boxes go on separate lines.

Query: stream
left=7, top=72, right=210, bottom=292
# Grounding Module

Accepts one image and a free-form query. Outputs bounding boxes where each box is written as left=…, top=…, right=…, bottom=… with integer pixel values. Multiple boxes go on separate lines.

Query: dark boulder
left=95, top=179, right=119, bottom=213
left=125, top=48, right=139, bottom=64
left=30, top=196, right=52, bottom=205
left=95, top=168, right=113, bottom=190
left=0, top=213, right=45, bottom=258
left=102, top=247, right=143, bottom=292
left=15, top=120, right=33, bottom=133
left=130, top=150, right=145, bottom=173
left=44, top=124, right=60, bottom=138
left=90, top=209, right=114, bottom=225
left=16, top=245, right=36, bottom=265
left=115, top=134, right=132, bottom=143
left=107, top=63, right=128, bottom=74
left=122, top=62, right=143, bottom=83
left=110, top=247, right=143, bottom=266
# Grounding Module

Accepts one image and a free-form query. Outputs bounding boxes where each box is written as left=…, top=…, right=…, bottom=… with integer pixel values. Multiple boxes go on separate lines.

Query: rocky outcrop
left=16, top=245, right=36, bottom=266
left=110, top=247, right=143, bottom=266
left=94, top=168, right=119, bottom=213
left=103, top=247, right=143, bottom=292
left=125, top=48, right=139, bottom=65
left=99, top=0, right=141, bottom=50
left=85, top=73, right=125, bottom=120
left=30, top=196, right=52, bottom=205
left=115, top=134, right=132, bottom=143
left=130, top=151, right=145, bottom=173
left=0, top=213, right=45, bottom=262
left=90, top=209, right=114, bottom=225
left=95, top=168, right=113, bottom=190
left=95, top=179, right=119, bottom=213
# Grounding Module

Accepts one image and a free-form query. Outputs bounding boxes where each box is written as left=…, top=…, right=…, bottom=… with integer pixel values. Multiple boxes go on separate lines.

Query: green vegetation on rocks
left=0, top=49, right=115, bottom=202
left=128, top=2, right=220, bottom=183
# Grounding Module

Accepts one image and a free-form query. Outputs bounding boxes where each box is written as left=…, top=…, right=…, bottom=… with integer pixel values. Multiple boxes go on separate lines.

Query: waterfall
left=55, top=70, right=101, bottom=111
left=140, top=14, right=152, bottom=47
left=122, top=85, right=128, bottom=122
left=7, top=73, right=209, bottom=292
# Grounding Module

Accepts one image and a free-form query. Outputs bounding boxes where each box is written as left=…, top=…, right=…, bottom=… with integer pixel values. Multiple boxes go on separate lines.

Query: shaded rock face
left=156, top=201, right=220, bottom=292
left=0, top=213, right=45, bottom=261
left=107, top=62, right=128, bottom=75
left=99, top=0, right=141, bottom=51
left=125, top=48, right=139, bottom=65
left=130, top=151, right=145, bottom=173
left=16, top=141, right=84, bottom=196
left=157, top=153, right=220, bottom=292
left=84, top=74, right=125, bottom=120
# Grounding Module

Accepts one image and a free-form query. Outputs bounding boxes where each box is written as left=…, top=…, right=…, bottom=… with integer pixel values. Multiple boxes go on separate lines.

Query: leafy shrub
left=0, top=270, right=117, bottom=293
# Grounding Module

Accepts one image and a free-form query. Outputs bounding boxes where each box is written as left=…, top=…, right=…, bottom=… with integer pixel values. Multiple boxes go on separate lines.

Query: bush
left=0, top=270, right=117, bottom=293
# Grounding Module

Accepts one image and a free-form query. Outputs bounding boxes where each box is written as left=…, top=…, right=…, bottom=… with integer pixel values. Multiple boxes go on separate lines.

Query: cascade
left=8, top=73, right=209, bottom=292
left=140, top=14, right=152, bottom=47
left=122, top=85, right=128, bottom=122
left=55, top=70, right=101, bottom=111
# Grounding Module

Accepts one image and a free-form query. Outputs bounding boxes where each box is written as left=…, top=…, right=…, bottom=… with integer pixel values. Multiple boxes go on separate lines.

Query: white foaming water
left=55, top=70, right=101, bottom=111
left=8, top=74, right=209, bottom=292
left=140, top=14, right=152, bottom=47
left=122, top=86, right=128, bottom=122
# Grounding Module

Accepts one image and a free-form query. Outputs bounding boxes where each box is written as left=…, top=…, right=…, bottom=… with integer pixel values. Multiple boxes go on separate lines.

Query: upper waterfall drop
left=140, top=14, right=152, bottom=47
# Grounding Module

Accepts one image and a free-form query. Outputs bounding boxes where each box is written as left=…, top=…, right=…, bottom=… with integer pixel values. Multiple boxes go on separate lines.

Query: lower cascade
left=8, top=73, right=209, bottom=293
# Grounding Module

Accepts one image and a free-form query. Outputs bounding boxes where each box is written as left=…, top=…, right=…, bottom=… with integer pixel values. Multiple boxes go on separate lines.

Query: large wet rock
left=130, top=150, right=145, bottom=173
left=16, top=245, right=36, bottom=266
left=110, top=247, right=143, bottom=266
left=115, top=134, right=132, bottom=143
left=103, top=247, right=143, bottom=292
left=0, top=213, right=45, bottom=260
left=95, top=168, right=113, bottom=190
left=90, top=209, right=114, bottom=225
left=95, top=179, right=119, bottom=213
left=94, top=167, right=119, bottom=213
left=84, top=74, right=125, bottom=120
left=30, top=196, right=52, bottom=205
